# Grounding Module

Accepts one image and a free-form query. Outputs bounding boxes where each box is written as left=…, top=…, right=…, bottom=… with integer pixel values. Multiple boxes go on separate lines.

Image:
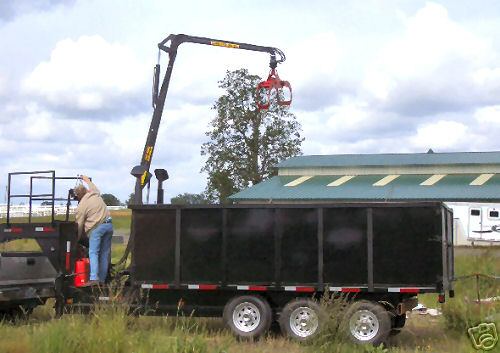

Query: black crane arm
left=131, top=34, right=287, bottom=204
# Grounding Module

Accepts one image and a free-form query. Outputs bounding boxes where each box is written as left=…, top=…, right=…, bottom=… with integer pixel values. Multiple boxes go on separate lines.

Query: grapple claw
left=276, top=80, right=292, bottom=106
left=255, top=68, right=292, bottom=110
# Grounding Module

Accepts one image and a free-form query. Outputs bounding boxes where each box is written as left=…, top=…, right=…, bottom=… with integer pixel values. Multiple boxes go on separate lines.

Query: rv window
left=470, top=209, right=480, bottom=216
left=489, top=210, right=499, bottom=218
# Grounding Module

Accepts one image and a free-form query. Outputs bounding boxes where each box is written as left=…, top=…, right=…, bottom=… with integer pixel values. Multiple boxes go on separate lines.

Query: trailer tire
left=223, top=295, right=272, bottom=340
left=344, top=300, right=391, bottom=346
left=279, top=298, right=322, bottom=341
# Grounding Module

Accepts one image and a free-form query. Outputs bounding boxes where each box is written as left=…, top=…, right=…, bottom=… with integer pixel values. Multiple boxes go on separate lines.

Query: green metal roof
left=277, top=151, right=500, bottom=169
left=230, top=174, right=500, bottom=202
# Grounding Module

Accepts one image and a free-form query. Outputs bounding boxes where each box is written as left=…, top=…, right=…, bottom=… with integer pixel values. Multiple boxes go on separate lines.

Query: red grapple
left=256, top=68, right=292, bottom=110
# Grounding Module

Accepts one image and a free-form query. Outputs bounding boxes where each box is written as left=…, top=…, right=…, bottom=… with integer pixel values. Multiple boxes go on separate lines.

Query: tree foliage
left=201, top=68, right=303, bottom=203
left=125, top=193, right=135, bottom=206
left=101, top=193, right=121, bottom=206
left=171, top=192, right=210, bottom=205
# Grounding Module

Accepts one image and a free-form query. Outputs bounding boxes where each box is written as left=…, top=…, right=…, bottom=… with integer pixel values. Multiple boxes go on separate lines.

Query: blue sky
left=1, top=0, right=500, bottom=202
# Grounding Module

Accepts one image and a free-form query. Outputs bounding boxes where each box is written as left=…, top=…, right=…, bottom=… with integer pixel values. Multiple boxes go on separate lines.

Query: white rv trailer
left=446, top=202, right=500, bottom=245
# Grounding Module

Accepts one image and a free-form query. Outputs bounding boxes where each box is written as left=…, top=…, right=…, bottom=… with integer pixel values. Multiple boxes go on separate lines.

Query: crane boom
left=131, top=34, right=287, bottom=204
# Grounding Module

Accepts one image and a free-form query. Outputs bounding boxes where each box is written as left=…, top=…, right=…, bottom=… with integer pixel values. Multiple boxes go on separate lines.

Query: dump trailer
left=0, top=185, right=455, bottom=344
left=64, top=201, right=454, bottom=345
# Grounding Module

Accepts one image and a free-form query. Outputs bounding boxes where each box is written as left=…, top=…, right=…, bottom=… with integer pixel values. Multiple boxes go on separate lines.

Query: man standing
left=74, top=175, right=113, bottom=285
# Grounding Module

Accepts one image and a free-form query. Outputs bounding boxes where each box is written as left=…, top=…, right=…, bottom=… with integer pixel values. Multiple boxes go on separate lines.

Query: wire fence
left=0, top=204, right=126, bottom=218
left=453, top=273, right=500, bottom=303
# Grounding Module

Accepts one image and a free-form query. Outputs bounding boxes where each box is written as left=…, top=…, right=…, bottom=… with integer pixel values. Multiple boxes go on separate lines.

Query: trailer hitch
left=256, top=67, right=292, bottom=110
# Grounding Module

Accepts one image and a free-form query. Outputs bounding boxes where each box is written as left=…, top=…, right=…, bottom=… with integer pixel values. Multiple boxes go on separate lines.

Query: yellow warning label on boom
left=144, top=146, right=153, bottom=162
left=140, top=171, right=148, bottom=186
left=210, top=41, right=240, bottom=49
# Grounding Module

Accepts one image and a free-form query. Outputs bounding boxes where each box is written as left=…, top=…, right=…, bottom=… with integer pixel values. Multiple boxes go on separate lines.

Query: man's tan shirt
left=75, top=181, right=110, bottom=239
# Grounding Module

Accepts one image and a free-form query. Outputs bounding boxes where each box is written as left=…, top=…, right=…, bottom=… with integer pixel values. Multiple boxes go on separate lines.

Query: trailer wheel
left=279, top=299, right=322, bottom=341
left=223, top=295, right=272, bottom=340
left=344, top=300, right=391, bottom=345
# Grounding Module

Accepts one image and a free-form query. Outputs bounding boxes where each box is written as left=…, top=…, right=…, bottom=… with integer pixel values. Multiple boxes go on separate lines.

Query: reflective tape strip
left=329, top=287, right=361, bottom=293
left=388, top=288, right=420, bottom=293
left=420, top=174, right=446, bottom=186
left=4, top=227, right=22, bottom=233
left=35, top=227, right=56, bottom=232
left=284, top=176, right=313, bottom=187
left=341, top=287, right=361, bottom=293
left=236, top=285, right=268, bottom=291
left=249, top=286, right=267, bottom=291
left=65, top=241, right=71, bottom=271
left=373, top=175, right=399, bottom=186
left=284, top=286, right=315, bottom=292
left=187, top=284, right=217, bottom=290
left=327, top=175, right=355, bottom=187
left=470, top=173, right=494, bottom=186
left=141, top=284, right=169, bottom=289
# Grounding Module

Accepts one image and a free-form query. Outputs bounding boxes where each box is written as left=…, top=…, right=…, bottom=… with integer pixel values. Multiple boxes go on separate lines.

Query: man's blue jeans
left=88, top=221, right=113, bottom=282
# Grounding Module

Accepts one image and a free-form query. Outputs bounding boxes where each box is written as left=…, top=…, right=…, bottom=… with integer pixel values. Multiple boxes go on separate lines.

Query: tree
left=201, top=68, right=303, bottom=203
left=171, top=192, right=210, bottom=205
left=125, top=193, right=135, bottom=206
left=101, top=193, right=121, bottom=206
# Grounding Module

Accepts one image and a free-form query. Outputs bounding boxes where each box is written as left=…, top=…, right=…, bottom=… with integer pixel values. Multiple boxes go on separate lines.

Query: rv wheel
left=279, top=298, right=323, bottom=341
left=344, top=300, right=391, bottom=345
left=223, top=295, right=272, bottom=340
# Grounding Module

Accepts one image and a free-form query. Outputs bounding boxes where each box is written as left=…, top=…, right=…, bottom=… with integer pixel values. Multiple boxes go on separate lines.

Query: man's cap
left=74, top=184, right=87, bottom=198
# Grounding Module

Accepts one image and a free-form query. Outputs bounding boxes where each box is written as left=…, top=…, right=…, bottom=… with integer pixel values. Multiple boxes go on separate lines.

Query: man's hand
left=80, top=175, right=91, bottom=184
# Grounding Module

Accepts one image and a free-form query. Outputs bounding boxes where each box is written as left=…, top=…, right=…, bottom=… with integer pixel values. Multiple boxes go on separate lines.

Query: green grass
left=109, top=210, right=131, bottom=232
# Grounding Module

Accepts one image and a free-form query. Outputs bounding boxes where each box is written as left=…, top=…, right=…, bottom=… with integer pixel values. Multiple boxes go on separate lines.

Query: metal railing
left=5, top=171, right=80, bottom=225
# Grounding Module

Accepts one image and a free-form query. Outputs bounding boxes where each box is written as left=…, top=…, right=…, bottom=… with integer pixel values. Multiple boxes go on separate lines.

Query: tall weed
left=442, top=249, right=500, bottom=331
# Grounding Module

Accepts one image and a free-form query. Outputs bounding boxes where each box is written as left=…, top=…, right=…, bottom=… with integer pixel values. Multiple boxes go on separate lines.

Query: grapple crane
left=130, top=34, right=292, bottom=204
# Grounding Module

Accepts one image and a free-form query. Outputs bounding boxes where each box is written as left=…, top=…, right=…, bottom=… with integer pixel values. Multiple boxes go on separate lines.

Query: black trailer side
left=122, top=202, right=453, bottom=344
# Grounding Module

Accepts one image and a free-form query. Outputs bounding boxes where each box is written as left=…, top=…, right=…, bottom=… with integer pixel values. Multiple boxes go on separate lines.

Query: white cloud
left=23, top=106, right=53, bottom=140
left=287, top=32, right=340, bottom=84
left=474, top=105, right=500, bottom=124
left=361, top=2, right=499, bottom=116
left=23, top=35, right=148, bottom=114
left=411, top=120, right=468, bottom=149
left=0, top=73, right=5, bottom=95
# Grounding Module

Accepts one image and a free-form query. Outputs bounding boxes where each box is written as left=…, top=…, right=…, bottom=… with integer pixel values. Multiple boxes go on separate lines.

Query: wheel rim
left=232, top=302, right=261, bottom=333
left=349, top=309, right=379, bottom=341
left=289, top=306, right=319, bottom=338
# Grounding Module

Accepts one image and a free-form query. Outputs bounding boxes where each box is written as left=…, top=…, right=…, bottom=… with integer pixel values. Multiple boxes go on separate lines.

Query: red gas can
left=74, top=258, right=90, bottom=287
